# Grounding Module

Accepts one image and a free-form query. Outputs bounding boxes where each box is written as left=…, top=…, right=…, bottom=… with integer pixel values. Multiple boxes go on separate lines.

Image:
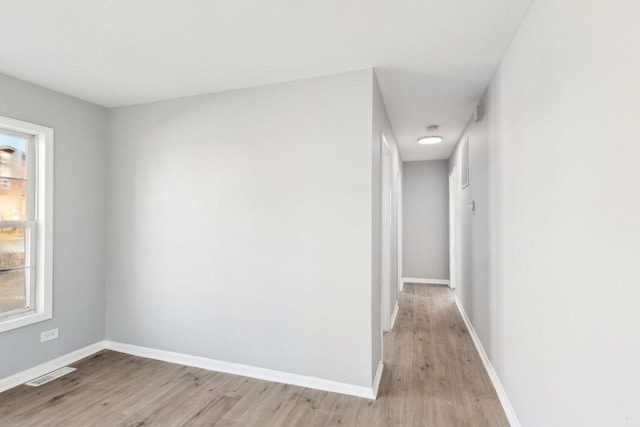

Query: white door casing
left=449, top=167, right=457, bottom=290
left=381, top=134, right=392, bottom=332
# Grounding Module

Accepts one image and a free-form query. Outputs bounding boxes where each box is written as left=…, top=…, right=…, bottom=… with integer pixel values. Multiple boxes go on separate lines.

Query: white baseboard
left=0, top=340, right=106, bottom=394
left=403, top=277, right=450, bottom=286
left=390, top=301, right=400, bottom=330
left=1, top=339, right=378, bottom=400
left=454, top=298, right=521, bottom=427
left=372, top=360, right=384, bottom=398
left=104, top=341, right=376, bottom=400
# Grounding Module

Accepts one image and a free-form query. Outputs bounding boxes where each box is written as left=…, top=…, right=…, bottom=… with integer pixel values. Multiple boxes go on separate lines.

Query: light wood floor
left=0, top=284, right=508, bottom=426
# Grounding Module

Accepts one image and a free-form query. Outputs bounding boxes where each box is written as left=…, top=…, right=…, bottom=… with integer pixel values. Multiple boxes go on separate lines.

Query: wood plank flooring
left=0, top=284, right=508, bottom=426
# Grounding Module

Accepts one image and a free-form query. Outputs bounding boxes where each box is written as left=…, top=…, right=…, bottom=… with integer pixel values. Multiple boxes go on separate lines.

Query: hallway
left=378, top=284, right=508, bottom=426
left=0, top=284, right=507, bottom=426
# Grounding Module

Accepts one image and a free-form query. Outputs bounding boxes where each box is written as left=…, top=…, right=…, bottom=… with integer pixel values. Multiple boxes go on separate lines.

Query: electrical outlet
left=40, top=328, right=58, bottom=343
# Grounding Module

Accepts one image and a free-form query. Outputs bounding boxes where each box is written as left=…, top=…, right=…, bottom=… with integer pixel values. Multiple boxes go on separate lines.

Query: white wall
left=106, top=70, right=377, bottom=388
left=0, top=73, right=107, bottom=378
left=449, top=0, right=640, bottom=425
left=402, top=160, right=449, bottom=280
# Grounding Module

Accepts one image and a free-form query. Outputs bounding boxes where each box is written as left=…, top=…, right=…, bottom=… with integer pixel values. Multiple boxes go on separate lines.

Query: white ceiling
left=0, top=0, right=533, bottom=161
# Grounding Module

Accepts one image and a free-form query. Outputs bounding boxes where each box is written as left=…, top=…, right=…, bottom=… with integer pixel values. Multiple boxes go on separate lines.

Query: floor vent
left=25, top=367, right=76, bottom=387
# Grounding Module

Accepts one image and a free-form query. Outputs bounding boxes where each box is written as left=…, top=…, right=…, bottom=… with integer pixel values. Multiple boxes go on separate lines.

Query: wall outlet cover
left=41, top=328, right=58, bottom=342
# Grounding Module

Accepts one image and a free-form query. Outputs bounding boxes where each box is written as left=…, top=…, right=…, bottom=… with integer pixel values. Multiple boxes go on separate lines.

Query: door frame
left=381, top=134, right=392, bottom=332
left=396, top=162, right=403, bottom=293
left=449, top=167, right=457, bottom=290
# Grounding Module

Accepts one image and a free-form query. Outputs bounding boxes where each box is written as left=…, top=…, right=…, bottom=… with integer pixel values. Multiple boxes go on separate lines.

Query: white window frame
left=0, top=116, right=53, bottom=333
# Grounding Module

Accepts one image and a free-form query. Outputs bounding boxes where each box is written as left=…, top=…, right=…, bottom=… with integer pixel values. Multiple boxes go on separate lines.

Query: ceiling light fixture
left=418, top=136, right=444, bottom=145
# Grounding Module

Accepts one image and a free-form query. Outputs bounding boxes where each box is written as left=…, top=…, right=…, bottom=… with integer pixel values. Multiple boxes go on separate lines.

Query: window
left=0, top=116, right=53, bottom=333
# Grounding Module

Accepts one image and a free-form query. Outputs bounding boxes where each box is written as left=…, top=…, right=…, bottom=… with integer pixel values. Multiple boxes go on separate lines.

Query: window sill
left=0, top=309, right=52, bottom=334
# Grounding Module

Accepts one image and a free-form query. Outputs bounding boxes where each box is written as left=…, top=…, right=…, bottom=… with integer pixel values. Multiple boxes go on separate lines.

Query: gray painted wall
left=402, top=160, right=449, bottom=280
left=0, top=73, right=107, bottom=378
left=449, top=1, right=640, bottom=425
left=371, top=72, right=401, bottom=377
left=448, top=138, right=476, bottom=327
left=449, top=123, right=490, bottom=347
left=105, top=70, right=376, bottom=388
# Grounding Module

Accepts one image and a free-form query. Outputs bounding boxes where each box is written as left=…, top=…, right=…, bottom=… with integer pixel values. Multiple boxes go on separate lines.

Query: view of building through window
left=0, top=131, right=29, bottom=315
